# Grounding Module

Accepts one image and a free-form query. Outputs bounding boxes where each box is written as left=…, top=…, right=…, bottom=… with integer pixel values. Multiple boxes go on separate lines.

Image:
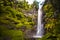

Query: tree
left=0, top=0, right=35, bottom=40
left=32, top=0, right=39, bottom=10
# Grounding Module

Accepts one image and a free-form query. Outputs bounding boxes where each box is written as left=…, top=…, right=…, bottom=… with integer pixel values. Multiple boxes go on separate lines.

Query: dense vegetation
left=0, top=0, right=60, bottom=40
left=0, top=0, right=36, bottom=40
left=41, top=0, right=60, bottom=40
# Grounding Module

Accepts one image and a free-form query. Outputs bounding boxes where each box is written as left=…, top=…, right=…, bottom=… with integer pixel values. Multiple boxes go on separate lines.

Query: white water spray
left=33, top=0, right=45, bottom=38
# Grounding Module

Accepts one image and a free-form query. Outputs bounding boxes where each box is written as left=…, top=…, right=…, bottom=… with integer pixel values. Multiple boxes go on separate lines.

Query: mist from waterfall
left=33, top=0, right=45, bottom=38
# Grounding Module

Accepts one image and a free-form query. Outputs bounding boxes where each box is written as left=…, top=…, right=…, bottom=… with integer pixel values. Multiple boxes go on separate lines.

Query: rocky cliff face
left=24, top=8, right=38, bottom=38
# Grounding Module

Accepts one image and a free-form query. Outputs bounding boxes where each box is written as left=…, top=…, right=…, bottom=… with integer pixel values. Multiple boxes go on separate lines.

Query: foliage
left=50, top=0, right=60, bottom=10
left=0, top=25, right=25, bottom=40
left=1, top=0, right=60, bottom=40
left=43, top=3, right=55, bottom=30
left=0, top=0, right=35, bottom=40
left=32, top=0, right=39, bottom=10
left=39, top=0, right=60, bottom=40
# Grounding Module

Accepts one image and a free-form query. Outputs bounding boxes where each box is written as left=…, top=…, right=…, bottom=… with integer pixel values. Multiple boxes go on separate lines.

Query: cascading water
left=33, top=0, right=45, bottom=38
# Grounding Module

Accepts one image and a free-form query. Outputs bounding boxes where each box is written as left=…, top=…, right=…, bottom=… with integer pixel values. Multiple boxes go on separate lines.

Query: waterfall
left=33, top=0, right=45, bottom=38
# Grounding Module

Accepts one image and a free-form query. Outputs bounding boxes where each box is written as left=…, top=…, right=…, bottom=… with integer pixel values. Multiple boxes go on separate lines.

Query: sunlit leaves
left=45, top=18, right=55, bottom=29
left=0, top=5, right=35, bottom=29
left=43, top=4, right=54, bottom=12
left=42, top=0, right=60, bottom=40
left=43, top=3, right=55, bottom=29
left=0, top=0, right=36, bottom=40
